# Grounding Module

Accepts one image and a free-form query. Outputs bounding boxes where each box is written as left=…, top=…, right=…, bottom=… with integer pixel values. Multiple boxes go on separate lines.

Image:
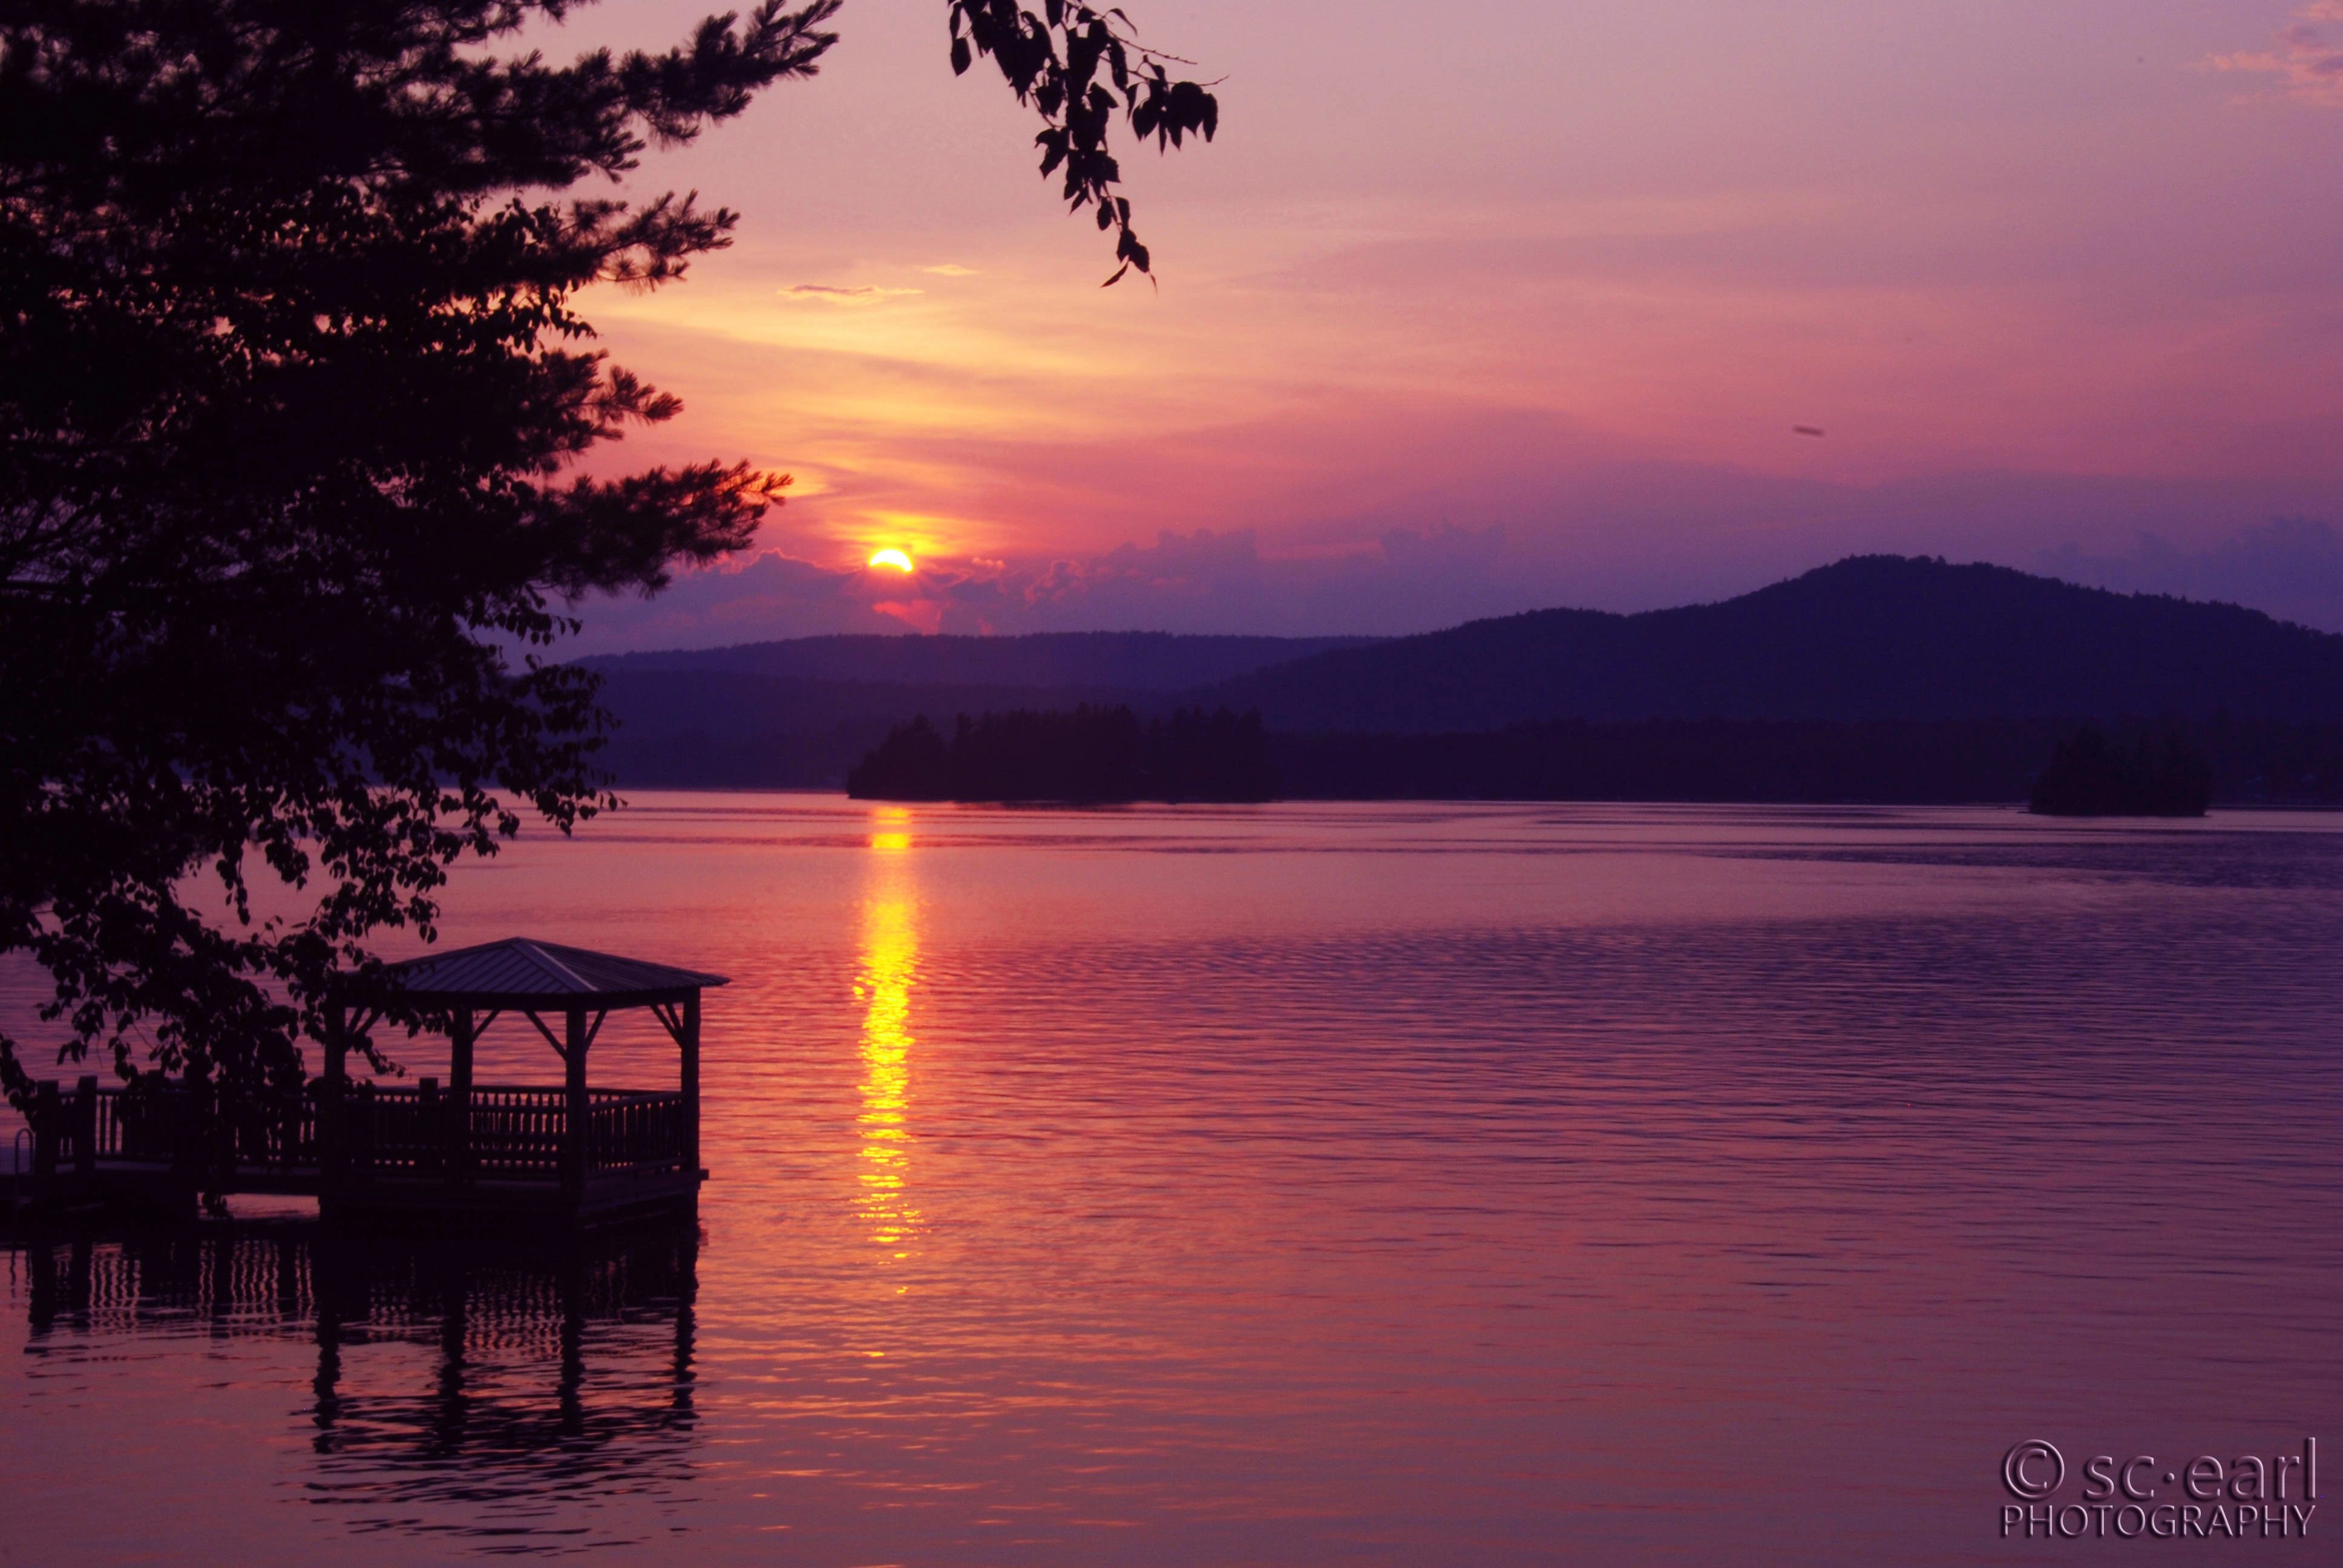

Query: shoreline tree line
left=839, top=711, right=2284, bottom=814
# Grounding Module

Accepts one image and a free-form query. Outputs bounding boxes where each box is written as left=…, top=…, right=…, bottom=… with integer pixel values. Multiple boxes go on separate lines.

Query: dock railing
left=346, top=1084, right=690, bottom=1180
left=40, top=1080, right=691, bottom=1189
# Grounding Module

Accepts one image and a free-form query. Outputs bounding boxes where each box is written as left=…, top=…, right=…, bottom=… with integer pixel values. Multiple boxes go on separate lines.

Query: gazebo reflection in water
left=15, top=1221, right=700, bottom=1505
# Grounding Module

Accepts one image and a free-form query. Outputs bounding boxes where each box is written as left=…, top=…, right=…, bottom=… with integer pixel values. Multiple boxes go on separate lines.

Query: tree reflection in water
left=16, top=1223, right=699, bottom=1530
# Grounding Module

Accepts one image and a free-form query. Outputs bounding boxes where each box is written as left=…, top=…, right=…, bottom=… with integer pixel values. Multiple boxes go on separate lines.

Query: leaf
left=967, top=0, right=1213, bottom=281
left=951, top=36, right=971, bottom=73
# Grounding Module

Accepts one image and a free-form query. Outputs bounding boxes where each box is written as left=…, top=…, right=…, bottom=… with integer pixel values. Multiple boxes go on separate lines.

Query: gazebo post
left=563, top=1007, right=589, bottom=1207
left=448, top=1008, right=474, bottom=1187
left=320, top=1008, right=348, bottom=1196
left=681, top=992, right=701, bottom=1181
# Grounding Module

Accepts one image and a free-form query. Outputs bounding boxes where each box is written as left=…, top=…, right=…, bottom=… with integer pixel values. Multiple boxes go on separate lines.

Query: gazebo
left=24, top=937, right=727, bottom=1227
left=321, top=938, right=729, bottom=1223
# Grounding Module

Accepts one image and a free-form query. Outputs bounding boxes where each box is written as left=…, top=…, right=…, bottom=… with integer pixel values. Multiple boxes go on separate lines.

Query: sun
left=868, top=548, right=914, bottom=572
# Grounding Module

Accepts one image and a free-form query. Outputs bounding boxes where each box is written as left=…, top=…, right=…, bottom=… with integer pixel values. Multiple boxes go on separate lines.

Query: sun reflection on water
left=854, top=815, right=920, bottom=1265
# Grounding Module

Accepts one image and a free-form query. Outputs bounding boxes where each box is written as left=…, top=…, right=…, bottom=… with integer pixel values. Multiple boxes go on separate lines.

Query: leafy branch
left=948, top=1, right=1220, bottom=284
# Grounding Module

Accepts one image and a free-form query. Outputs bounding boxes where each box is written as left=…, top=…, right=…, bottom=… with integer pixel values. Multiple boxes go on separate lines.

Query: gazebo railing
left=53, top=1081, right=690, bottom=1184
left=347, top=1085, right=690, bottom=1178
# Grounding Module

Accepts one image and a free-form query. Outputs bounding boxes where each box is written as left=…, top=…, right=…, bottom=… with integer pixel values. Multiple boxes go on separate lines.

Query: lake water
left=4, top=797, right=2339, bottom=1564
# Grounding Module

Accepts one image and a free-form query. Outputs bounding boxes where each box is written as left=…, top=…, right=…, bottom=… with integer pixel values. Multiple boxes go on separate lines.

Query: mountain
left=581, top=633, right=1374, bottom=788
left=580, top=557, right=2343, bottom=790
left=1202, top=556, right=2343, bottom=732
left=579, top=631, right=1380, bottom=691
left=588, top=670, right=1158, bottom=788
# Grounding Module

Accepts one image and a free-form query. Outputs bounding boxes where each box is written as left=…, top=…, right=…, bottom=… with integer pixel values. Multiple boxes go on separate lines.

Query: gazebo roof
left=385, top=938, right=728, bottom=1008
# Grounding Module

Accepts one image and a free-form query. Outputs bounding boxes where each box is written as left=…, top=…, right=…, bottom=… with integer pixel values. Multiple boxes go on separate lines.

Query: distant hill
left=580, top=631, right=1380, bottom=691
left=589, top=670, right=1158, bottom=789
left=1262, top=717, right=2343, bottom=806
left=1204, top=556, right=2343, bottom=731
left=581, top=632, right=1378, bottom=788
left=580, top=557, right=2343, bottom=790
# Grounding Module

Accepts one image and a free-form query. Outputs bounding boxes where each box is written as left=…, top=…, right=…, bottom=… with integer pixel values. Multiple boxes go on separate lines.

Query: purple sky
left=552, top=1, right=2343, bottom=651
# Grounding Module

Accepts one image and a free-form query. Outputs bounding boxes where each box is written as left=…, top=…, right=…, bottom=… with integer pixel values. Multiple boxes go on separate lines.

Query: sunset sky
left=558, top=0, right=2343, bottom=650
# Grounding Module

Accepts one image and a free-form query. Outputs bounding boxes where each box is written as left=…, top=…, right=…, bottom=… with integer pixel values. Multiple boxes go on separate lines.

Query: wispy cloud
left=919, top=264, right=978, bottom=276
left=2037, top=517, right=2343, bottom=630
left=2206, top=2, right=2343, bottom=105
left=780, top=284, right=926, bottom=304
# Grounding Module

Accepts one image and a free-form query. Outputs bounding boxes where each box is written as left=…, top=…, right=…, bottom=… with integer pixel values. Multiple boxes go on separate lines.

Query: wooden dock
left=11, top=938, right=726, bottom=1228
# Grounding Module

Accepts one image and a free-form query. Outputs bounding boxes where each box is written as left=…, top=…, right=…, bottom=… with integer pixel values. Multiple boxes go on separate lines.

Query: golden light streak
left=854, top=814, right=920, bottom=1264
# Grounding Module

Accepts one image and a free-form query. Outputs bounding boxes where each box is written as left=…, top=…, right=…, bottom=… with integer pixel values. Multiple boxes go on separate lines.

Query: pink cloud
left=2207, top=3, right=2343, bottom=105
left=871, top=598, right=945, bottom=633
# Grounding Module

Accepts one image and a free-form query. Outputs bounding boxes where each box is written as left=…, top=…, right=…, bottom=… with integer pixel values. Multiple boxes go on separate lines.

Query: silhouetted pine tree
left=844, top=717, right=954, bottom=799
left=1, top=0, right=1217, bottom=1117
left=1153, top=708, right=1271, bottom=802
left=847, top=705, right=1270, bottom=802
left=2030, top=727, right=2211, bottom=816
